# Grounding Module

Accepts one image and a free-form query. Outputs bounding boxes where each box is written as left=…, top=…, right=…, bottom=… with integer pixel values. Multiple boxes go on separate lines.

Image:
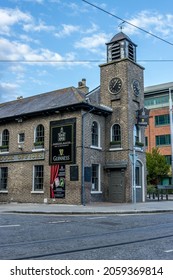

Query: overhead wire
left=0, top=1, right=173, bottom=63
left=82, top=0, right=173, bottom=47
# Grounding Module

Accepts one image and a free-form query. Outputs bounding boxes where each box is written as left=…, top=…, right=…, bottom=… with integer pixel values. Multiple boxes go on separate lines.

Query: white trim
left=0, top=151, right=9, bottom=154
left=109, top=148, right=123, bottom=151
left=91, top=191, right=102, bottom=194
left=90, top=145, right=102, bottom=150
left=91, top=164, right=101, bottom=192
left=31, top=191, right=44, bottom=194
left=18, top=132, right=25, bottom=143
left=0, top=190, right=8, bottom=193
left=32, top=148, right=45, bottom=152
left=91, top=120, right=101, bottom=148
left=110, top=123, right=122, bottom=145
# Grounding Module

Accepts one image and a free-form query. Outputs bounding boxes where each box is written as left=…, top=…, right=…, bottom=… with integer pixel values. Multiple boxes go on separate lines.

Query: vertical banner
left=50, top=165, right=66, bottom=198
left=50, top=118, right=76, bottom=165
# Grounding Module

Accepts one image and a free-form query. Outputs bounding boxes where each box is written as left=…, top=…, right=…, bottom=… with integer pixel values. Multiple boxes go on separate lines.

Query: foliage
left=146, top=147, right=170, bottom=185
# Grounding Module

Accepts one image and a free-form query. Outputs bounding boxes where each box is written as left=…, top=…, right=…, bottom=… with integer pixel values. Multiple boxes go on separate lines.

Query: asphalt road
left=0, top=212, right=173, bottom=260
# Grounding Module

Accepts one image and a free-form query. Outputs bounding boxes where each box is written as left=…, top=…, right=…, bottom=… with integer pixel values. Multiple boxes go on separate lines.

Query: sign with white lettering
left=137, top=107, right=150, bottom=126
left=50, top=118, right=76, bottom=165
left=0, top=151, right=44, bottom=163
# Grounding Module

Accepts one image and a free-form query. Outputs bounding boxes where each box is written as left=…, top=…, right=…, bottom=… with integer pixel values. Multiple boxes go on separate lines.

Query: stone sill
left=31, top=191, right=44, bottom=194
left=90, top=146, right=102, bottom=150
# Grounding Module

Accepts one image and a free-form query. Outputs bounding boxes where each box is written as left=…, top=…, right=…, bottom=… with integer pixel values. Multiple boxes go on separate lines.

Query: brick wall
left=145, top=107, right=171, bottom=156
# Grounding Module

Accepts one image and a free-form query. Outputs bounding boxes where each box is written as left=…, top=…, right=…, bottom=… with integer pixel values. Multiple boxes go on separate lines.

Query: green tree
left=146, top=147, right=170, bottom=185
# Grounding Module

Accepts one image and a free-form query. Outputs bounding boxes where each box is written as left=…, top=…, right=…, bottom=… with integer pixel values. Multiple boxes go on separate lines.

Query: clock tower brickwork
left=99, top=33, right=146, bottom=203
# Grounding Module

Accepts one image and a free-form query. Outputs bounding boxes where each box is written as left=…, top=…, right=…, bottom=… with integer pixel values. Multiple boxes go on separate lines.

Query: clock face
left=109, top=77, right=122, bottom=94
left=132, top=80, right=140, bottom=96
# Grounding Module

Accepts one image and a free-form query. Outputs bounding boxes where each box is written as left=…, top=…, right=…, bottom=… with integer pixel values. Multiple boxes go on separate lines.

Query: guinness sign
left=137, top=107, right=150, bottom=127
left=50, top=118, right=76, bottom=165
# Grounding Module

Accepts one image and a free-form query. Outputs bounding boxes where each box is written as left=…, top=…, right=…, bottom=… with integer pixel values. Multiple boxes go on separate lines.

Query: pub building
left=0, top=32, right=147, bottom=204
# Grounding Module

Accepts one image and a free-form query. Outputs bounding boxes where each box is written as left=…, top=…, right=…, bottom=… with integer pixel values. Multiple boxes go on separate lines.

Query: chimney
left=78, top=78, right=89, bottom=94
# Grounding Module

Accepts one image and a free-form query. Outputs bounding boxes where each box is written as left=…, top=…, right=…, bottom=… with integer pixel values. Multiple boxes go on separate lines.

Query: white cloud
left=74, top=33, right=111, bottom=53
left=23, top=19, right=55, bottom=32
left=0, top=82, right=20, bottom=103
left=55, top=24, right=80, bottom=38
left=0, top=8, right=32, bottom=35
left=123, top=10, right=173, bottom=38
left=0, top=37, right=90, bottom=68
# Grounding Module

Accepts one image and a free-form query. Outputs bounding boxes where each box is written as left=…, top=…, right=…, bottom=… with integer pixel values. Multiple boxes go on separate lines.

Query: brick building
left=145, top=82, right=173, bottom=184
left=0, top=32, right=146, bottom=204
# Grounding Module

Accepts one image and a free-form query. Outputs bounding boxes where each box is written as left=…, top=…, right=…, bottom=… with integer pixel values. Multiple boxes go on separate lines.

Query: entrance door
left=136, top=161, right=142, bottom=202
left=109, top=170, right=125, bottom=202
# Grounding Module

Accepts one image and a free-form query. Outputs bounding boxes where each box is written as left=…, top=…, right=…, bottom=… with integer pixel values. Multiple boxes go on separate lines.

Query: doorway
left=109, top=169, right=125, bottom=202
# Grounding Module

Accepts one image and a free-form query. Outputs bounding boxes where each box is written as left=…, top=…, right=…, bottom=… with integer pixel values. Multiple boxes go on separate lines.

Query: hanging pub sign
left=50, top=118, right=76, bottom=165
left=136, top=107, right=150, bottom=127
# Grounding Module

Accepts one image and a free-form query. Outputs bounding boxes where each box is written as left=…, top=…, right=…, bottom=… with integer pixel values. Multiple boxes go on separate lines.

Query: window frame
left=0, top=167, right=8, bottom=191
left=91, top=121, right=99, bottom=147
left=18, top=133, right=25, bottom=143
left=155, top=114, right=170, bottom=126
left=91, top=164, right=101, bottom=193
left=111, top=124, right=121, bottom=143
left=90, top=121, right=101, bottom=149
left=156, top=134, right=171, bottom=146
left=0, top=129, right=9, bottom=153
left=32, top=165, right=44, bottom=192
left=34, top=124, right=44, bottom=149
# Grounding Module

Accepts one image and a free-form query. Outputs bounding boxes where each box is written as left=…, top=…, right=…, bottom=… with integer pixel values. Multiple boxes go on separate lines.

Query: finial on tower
left=118, top=21, right=125, bottom=32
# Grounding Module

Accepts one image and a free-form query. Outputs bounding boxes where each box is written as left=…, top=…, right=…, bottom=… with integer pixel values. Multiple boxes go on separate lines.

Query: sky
left=1, top=0, right=173, bottom=103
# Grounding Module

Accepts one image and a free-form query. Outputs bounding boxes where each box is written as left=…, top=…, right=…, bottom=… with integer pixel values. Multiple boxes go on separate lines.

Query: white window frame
left=18, top=133, right=25, bottom=143
left=91, top=164, right=102, bottom=194
left=0, top=167, right=8, bottom=193
left=31, top=165, right=44, bottom=193
left=90, top=121, right=102, bottom=150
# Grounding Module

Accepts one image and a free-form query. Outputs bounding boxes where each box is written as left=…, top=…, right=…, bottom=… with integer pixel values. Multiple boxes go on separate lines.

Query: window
left=156, top=135, right=171, bottom=146
left=91, top=164, right=100, bottom=192
left=128, top=43, right=135, bottom=61
left=155, top=115, right=170, bottom=126
left=111, top=124, right=121, bottom=143
left=165, top=155, right=172, bottom=165
left=145, top=137, right=148, bottom=147
left=18, top=133, right=25, bottom=143
left=134, top=125, right=140, bottom=143
left=92, top=121, right=99, bottom=146
left=0, top=129, right=9, bottom=152
left=33, top=165, right=44, bottom=191
left=34, top=124, right=44, bottom=148
left=0, top=167, right=8, bottom=190
left=109, top=42, right=121, bottom=61
left=144, top=95, right=169, bottom=108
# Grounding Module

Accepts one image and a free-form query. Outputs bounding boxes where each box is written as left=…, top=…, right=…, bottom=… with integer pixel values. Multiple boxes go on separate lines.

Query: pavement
left=0, top=199, right=173, bottom=215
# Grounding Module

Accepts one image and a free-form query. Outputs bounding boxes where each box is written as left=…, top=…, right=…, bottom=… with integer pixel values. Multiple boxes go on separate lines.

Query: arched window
left=34, top=124, right=44, bottom=148
left=1, top=129, right=9, bottom=151
left=111, top=124, right=121, bottom=143
left=92, top=121, right=99, bottom=147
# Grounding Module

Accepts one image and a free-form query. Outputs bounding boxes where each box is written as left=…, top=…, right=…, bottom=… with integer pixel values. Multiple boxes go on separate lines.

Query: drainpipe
left=81, top=107, right=94, bottom=206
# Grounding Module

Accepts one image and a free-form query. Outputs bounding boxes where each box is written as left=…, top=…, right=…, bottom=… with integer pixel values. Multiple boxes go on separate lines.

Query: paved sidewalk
left=0, top=200, right=173, bottom=215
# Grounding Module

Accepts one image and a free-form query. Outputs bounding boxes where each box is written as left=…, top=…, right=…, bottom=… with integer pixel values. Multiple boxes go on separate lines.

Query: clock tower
left=100, top=32, right=146, bottom=203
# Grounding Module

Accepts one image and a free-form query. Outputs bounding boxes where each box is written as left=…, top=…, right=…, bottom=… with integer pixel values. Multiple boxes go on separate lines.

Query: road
left=0, top=212, right=173, bottom=259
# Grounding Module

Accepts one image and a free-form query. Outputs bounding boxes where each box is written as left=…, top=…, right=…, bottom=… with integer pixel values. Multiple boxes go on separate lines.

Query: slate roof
left=107, top=32, right=137, bottom=47
left=0, top=86, right=112, bottom=122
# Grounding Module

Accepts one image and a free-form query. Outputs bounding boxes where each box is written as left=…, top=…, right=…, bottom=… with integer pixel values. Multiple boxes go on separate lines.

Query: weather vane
left=118, top=21, right=125, bottom=31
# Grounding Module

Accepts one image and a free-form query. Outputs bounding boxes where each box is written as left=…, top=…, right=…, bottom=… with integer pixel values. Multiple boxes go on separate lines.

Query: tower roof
left=107, top=32, right=137, bottom=46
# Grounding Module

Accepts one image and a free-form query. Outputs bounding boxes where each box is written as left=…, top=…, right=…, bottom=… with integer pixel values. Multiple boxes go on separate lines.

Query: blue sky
left=1, top=0, right=173, bottom=103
